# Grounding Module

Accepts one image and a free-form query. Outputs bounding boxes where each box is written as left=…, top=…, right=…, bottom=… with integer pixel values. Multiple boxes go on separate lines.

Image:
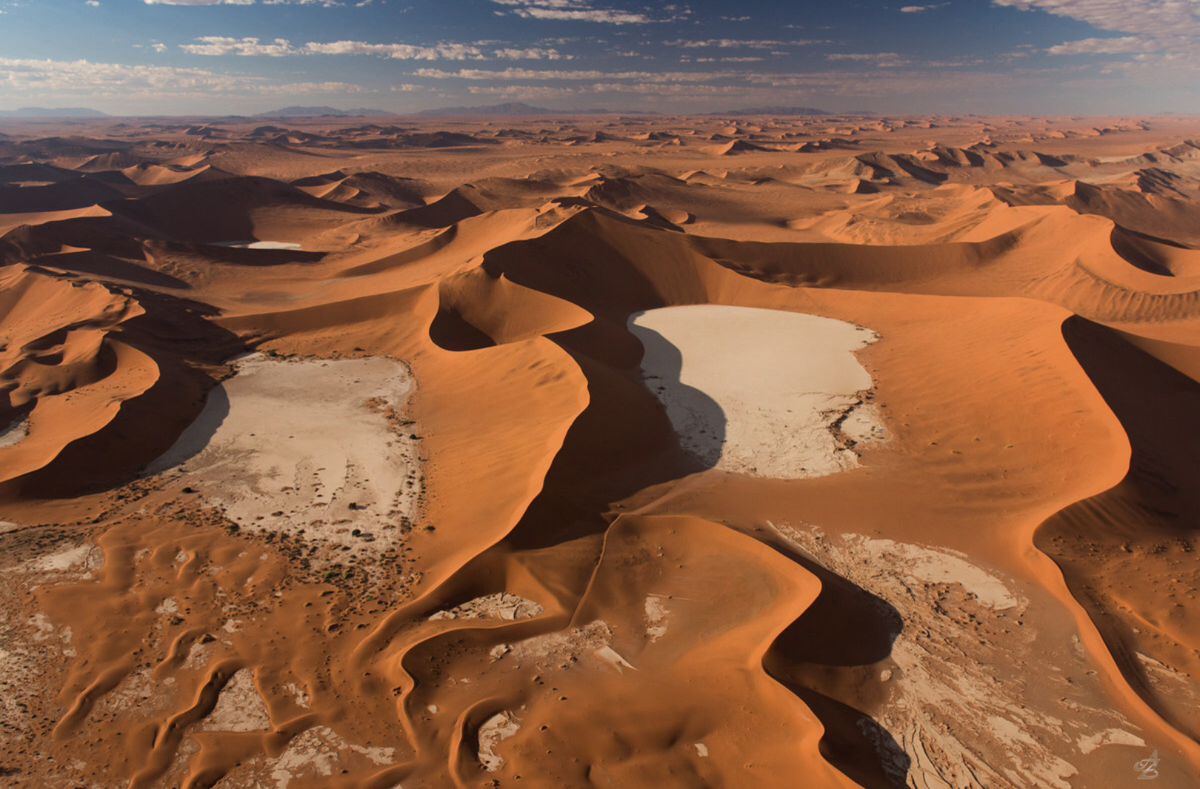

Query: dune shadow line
left=142, top=384, right=231, bottom=475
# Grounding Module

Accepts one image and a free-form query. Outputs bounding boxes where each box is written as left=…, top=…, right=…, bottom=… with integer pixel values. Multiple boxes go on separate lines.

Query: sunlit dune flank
left=0, top=114, right=1199, bottom=789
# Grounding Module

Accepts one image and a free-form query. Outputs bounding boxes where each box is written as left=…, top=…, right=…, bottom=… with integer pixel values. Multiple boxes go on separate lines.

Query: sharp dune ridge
left=0, top=114, right=1198, bottom=788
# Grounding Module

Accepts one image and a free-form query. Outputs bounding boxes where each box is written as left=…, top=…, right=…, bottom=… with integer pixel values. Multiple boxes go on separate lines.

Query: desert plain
left=0, top=112, right=1198, bottom=789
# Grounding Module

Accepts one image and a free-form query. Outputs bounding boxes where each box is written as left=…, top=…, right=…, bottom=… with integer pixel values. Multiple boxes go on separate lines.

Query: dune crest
left=1, top=114, right=1199, bottom=789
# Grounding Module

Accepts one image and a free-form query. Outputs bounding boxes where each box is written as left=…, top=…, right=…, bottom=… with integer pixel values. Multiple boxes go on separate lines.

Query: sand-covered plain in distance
left=0, top=113, right=1199, bottom=788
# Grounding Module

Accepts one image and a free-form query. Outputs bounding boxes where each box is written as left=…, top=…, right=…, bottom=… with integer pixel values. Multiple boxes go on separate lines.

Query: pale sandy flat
left=629, top=305, right=884, bottom=478
left=147, top=354, right=419, bottom=548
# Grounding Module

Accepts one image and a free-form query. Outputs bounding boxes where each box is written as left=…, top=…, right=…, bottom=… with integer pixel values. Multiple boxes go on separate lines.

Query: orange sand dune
left=1, top=114, right=1199, bottom=789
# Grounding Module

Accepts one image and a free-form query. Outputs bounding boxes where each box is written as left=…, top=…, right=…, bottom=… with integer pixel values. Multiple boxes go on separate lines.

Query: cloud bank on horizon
left=0, top=0, right=1195, bottom=114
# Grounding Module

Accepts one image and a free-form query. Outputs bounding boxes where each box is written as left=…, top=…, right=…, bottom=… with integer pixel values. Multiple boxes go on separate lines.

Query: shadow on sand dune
left=141, top=384, right=231, bottom=476
left=1039, top=316, right=1200, bottom=744
left=765, top=551, right=910, bottom=788
left=625, top=313, right=727, bottom=468
left=418, top=280, right=909, bottom=784
left=7, top=286, right=244, bottom=499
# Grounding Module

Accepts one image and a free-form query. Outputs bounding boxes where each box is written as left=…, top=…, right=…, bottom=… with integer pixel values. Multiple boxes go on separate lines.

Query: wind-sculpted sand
left=1, top=113, right=1199, bottom=788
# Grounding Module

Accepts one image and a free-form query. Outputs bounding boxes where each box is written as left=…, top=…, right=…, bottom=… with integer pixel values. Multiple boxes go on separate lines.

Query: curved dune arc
left=349, top=513, right=858, bottom=787
left=570, top=514, right=822, bottom=664
left=432, top=269, right=594, bottom=352
left=352, top=549, right=585, bottom=769
left=344, top=353, right=590, bottom=662
left=103, top=175, right=388, bottom=246
left=361, top=526, right=613, bottom=774
left=1109, top=327, right=1200, bottom=383
left=0, top=204, right=113, bottom=236
left=684, top=208, right=1200, bottom=322
left=357, top=600, right=576, bottom=781
left=376, top=513, right=859, bottom=787
left=391, top=345, right=589, bottom=586
left=544, top=514, right=857, bottom=787
left=624, top=274, right=1195, bottom=772
left=219, top=257, right=595, bottom=662
left=1027, top=321, right=1200, bottom=762
left=1023, top=320, right=1200, bottom=761
left=1028, top=530, right=1200, bottom=766
left=388, top=225, right=906, bottom=781
left=0, top=340, right=159, bottom=496
left=13, top=128, right=1200, bottom=789
left=335, top=207, right=570, bottom=283
left=488, top=206, right=1179, bottom=326
left=202, top=208, right=580, bottom=319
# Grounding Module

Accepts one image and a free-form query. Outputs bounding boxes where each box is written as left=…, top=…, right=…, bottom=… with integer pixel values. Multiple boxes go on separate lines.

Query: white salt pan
left=629, top=305, right=885, bottom=479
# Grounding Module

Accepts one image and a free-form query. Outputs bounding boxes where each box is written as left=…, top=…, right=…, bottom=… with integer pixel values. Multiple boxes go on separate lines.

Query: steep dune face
left=1039, top=320, right=1200, bottom=743
left=0, top=266, right=150, bottom=491
left=1, top=116, right=1200, bottom=789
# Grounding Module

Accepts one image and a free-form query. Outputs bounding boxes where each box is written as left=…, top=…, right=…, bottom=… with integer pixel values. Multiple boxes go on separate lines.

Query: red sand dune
left=1, top=114, right=1199, bottom=789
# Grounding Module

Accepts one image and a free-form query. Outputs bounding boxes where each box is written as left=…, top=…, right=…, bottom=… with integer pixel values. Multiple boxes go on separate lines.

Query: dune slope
left=1, top=114, right=1199, bottom=789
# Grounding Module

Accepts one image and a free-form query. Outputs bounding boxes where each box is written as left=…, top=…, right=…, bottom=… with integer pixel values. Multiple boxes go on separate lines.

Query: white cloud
left=178, top=38, right=569, bottom=60
left=689, top=56, right=765, bottom=63
left=301, top=40, right=486, bottom=59
left=1046, top=35, right=1148, bottom=55
left=411, top=67, right=728, bottom=82
left=996, top=0, right=1200, bottom=65
left=181, top=37, right=297, bottom=56
left=152, top=43, right=168, bottom=53
left=664, top=39, right=796, bottom=49
left=143, top=0, right=256, bottom=5
left=86, top=0, right=101, bottom=6
left=900, top=3, right=948, bottom=12
left=586, top=82, right=751, bottom=95
left=488, top=0, right=658, bottom=24
left=827, top=52, right=910, bottom=67
left=466, top=84, right=579, bottom=98
left=144, top=0, right=345, bottom=4
left=491, top=47, right=571, bottom=59
left=0, top=56, right=362, bottom=97
left=994, top=0, right=1200, bottom=34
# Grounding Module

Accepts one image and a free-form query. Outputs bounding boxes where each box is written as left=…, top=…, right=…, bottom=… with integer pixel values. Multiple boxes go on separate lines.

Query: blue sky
left=0, top=0, right=1197, bottom=115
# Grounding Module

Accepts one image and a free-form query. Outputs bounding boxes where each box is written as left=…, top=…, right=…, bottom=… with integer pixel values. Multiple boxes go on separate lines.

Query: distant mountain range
left=714, top=106, right=833, bottom=116
left=0, top=107, right=109, bottom=118
left=415, top=102, right=838, bottom=117
left=0, top=104, right=841, bottom=121
left=416, top=102, right=655, bottom=117
left=255, top=106, right=397, bottom=118
left=417, top=102, right=552, bottom=117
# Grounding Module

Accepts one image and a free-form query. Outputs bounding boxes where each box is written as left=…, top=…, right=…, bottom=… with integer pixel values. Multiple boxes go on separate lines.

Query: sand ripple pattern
left=0, top=117, right=1198, bottom=788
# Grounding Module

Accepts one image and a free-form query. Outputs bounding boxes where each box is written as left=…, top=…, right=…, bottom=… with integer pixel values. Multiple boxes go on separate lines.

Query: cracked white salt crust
left=478, top=712, right=521, bottom=772
left=146, top=354, right=419, bottom=551
left=629, top=305, right=885, bottom=479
